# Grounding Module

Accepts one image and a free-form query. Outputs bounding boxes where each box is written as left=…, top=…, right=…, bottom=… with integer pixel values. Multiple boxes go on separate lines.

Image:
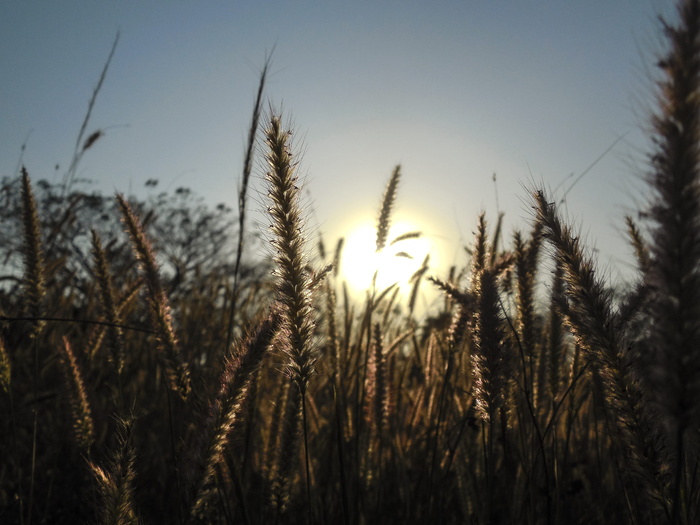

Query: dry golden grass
left=2, top=1, right=700, bottom=524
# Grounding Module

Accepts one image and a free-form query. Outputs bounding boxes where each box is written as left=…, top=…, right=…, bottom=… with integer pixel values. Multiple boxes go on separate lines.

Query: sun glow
left=339, top=219, right=435, bottom=295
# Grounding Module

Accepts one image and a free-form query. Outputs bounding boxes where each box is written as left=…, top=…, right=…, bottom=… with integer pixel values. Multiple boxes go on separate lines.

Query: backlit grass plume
left=470, top=266, right=511, bottom=423
left=59, top=336, right=95, bottom=451
left=265, top=114, right=316, bottom=393
left=364, top=323, right=390, bottom=438
left=117, top=193, right=191, bottom=400
left=91, top=229, right=126, bottom=376
left=513, top=224, right=542, bottom=360
left=625, top=216, right=650, bottom=272
left=189, top=310, right=280, bottom=521
left=376, top=165, right=401, bottom=252
left=20, top=167, right=45, bottom=338
left=545, top=259, right=565, bottom=403
left=264, top=114, right=316, bottom=519
left=89, top=417, right=138, bottom=525
left=535, top=190, right=670, bottom=515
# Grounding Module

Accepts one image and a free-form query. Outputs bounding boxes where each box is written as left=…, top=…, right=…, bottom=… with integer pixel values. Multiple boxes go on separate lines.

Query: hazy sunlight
left=340, top=219, right=434, bottom=295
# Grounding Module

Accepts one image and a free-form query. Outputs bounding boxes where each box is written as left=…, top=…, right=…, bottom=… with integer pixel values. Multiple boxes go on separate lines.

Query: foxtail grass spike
left=117, top=193, right=191, bottom=400
left=264, top=114, right=317, bottom=521
left=547, top=259, right=565, bottom=401
left=535, top=189, right=670, bottom=512
left=89, top=417, right=138, bottom=525
left=20, top=167, right=45, bottom=339
left=364, top=323, right=389, bottom=435
left=91, top=229, right=126, bottom=375
left=376, top=165, right=401, bottom=252
left=470, top=267, right=511, bottom=422
left=59, top=337, right=95, bottom=450
left=190, top=311, right=280, bottom=521
left=265, top=114, right=317, bottom=393
left=625, top=216, right=650, bottom=272
left=472, top=213, right=488, bottom=275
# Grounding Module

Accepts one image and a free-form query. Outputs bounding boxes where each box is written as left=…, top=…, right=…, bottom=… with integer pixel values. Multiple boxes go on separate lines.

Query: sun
left=339, top=219, right=434, bottom=295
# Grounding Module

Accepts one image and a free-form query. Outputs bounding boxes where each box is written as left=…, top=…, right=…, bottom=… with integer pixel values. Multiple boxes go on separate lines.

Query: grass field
left=2, top=1, right=700, bottom=523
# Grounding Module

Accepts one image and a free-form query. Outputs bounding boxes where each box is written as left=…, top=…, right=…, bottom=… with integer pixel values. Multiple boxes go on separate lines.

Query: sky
left=1, top=1, right=678, bottom=304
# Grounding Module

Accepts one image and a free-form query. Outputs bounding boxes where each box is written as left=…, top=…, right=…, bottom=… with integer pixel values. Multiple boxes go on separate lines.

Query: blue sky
left=1, top=1, right=676, bottom=292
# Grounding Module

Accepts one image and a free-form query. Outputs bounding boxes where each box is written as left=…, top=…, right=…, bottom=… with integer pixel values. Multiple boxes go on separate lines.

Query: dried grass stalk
left=376, top=166, right=401, bottom=252
left=190, top=311, right=280, bottom=521
left=535, top=190, right=669, bottom=511
left=20, top=167, right=45, bottom=339
left=470, top=267, right=511, bottom=422
left=264, top=114, right=317, bottom=518
left=116, top=193, right=191, bottom=400
left=89, top=417, right=138, bottom=525
left=59, top=337, right=95, bottom=450
left=91, top=229, right=126, bottom=375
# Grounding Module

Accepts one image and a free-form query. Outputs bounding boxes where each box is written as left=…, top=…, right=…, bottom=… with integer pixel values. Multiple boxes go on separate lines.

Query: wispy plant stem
left=225, top=54, right=270, bottom=352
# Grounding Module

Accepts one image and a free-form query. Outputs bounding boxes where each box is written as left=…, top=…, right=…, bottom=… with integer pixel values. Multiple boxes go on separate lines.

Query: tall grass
left=2, top=1, right=700, bottom=523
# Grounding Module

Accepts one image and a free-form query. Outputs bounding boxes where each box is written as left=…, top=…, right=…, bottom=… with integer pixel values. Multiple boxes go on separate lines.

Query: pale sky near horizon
left=1, top=1, right=678, bottom=302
